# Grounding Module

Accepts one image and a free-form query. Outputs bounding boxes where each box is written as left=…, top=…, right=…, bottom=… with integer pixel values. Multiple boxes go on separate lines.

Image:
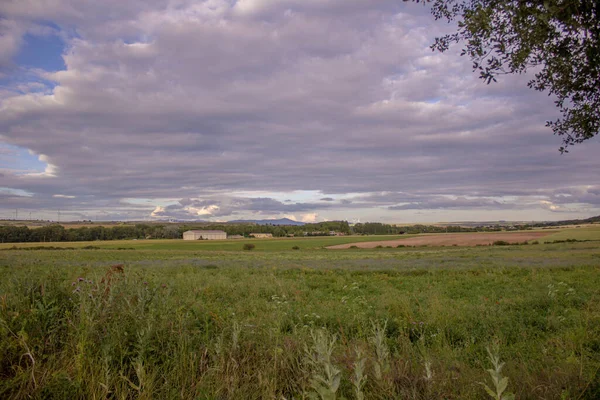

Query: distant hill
left=228, top=218, right=306, bottom=226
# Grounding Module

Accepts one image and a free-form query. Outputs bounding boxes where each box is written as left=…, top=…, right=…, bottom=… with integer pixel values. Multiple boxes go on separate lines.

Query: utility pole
left=57, top=210, right=61, bottom=223
left=15, top=209, right=18, bottom=220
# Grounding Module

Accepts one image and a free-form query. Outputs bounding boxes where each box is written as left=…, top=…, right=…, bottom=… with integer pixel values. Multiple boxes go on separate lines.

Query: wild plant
left=304, top=329, right=342, bottom=400
left=351, top=346, right=367, bottom=400
left=480, top=345, right=515, bottom=400
left=423, top=360, right=433, bottom=381
left=231, top=320, right=241, bottom=352
left=369, top=320, right=390, bottom=381
left=212, top=331, right=225, bottom=371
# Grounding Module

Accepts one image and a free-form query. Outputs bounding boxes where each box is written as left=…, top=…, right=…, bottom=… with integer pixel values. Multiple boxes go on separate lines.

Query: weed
left=351, top=346, right=367, bottom=400
left=480, top=345, right=515, bottom=400
left=370, top=320, right=390, bottom=381
left=304, top=329, right=341, bottom=400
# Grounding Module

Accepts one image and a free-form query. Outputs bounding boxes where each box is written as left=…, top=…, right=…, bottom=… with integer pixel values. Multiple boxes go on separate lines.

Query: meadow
left=1, top=227, right=599, bottom=399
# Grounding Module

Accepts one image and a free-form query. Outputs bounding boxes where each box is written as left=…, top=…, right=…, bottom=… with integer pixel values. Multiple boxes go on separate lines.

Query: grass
left=1, top=230, right=600, bottom=398
left=540, top=224, right=600, bottom=243
left=0, top=235, right=410, bottom=252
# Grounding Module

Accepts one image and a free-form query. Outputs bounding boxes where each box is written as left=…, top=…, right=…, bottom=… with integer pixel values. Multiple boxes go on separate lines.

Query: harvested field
left=327, top=231, right=553, bottom=249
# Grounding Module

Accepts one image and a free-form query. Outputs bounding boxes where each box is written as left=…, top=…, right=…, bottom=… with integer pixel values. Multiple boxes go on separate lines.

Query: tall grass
left=1, top=246, right=599, bottom=398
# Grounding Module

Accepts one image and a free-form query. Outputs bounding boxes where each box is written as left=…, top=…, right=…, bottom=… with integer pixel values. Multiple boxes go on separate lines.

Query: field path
left=327, top=231, right=554, bottom=249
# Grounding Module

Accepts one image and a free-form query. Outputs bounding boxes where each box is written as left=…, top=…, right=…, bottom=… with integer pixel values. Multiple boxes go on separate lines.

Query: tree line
left=0, top=221, right=351, bottom=243
left=3, top=216, right=595, bottom=243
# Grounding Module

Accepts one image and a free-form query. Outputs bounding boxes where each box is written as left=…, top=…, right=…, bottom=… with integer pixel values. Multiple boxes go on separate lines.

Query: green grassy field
left=1, top=228, right=600, bottom=399
left=540, top=224, right=600, bottom=242
left=0, top=235, right=410, bottom=252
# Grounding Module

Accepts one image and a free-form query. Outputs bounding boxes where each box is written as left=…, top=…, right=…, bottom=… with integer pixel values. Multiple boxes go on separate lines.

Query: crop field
left=1, top=227, right=600, bottom=399
left=328, top=231, right=554, bottom=248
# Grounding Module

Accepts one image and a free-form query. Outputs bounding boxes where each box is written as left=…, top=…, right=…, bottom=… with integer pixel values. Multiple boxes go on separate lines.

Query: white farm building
left=183, top=230, right=227, bottom=240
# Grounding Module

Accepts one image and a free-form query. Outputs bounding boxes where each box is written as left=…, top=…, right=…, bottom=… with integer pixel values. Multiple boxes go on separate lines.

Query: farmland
left=1, top=227, right=600, bottom=399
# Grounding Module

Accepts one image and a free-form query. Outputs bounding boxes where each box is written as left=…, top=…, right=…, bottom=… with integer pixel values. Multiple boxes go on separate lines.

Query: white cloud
left=301, top=213, right=318, bottom=223
left=150, top=205, right=165, bottom=217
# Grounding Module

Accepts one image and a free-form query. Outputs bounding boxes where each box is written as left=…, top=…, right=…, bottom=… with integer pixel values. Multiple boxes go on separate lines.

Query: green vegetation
left=2, top=216, right=599, bottom=244
left=0, top=235, right=411, bottom=252
left=0, top=221, right=352, bottom=243
left=1, top=230, right=599, bottom=399
left=541, top=225, right=600, bottom=243
left=420, top=0, right=600, bottom=151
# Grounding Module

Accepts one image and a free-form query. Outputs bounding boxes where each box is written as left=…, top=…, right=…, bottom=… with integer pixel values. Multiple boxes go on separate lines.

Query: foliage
left=0, top=220, right=351, bottom=243
left=480, top=345, right=515, bottom=400
left=243, top=243, right=256, bottom=251
left=0, top=239, right=599, bottom=398
left=413, top=0, right=600, bottom=151
left=304, top=330, right=342, bottom=399
left=2, top=216, right=599, bottom=243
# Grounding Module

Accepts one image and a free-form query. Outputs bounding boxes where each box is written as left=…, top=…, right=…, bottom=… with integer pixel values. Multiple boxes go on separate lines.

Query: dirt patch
left=327, top=231, right=554, bottom=249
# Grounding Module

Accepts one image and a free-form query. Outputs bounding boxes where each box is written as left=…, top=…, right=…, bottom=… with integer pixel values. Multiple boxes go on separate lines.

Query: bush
left=243, top=243, right=255, bottom=251
left=349, top=245, right=358, bottom=249
left=375, top=245, right=383, bottom=248
left=396, top=244, right=405, bottom=248
left=292, top=246, right=300, bottom=250
left=493, top=240, right=510, bottom=246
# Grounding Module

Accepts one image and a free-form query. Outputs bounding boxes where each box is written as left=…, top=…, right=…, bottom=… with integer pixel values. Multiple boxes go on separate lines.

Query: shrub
left=292, top=246, right=300, bottom=250
left=243, top=243, right=255, bottom=251
left=493, top=240, right=510, bottom=246
left=375, top=245, right=383, bottom=248
left=396, top=245, right=405, bottom=248
left=349, top=245, right=358, bottom=249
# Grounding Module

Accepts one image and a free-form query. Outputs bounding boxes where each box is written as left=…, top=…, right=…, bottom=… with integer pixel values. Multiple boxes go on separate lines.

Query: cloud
left=301, top=213, right=318, bottom=223
left=539, top=200, right=570, bottom=213
left=0, top=0, right=598, bottom=222
left=387, top=196, right=510, bottom=211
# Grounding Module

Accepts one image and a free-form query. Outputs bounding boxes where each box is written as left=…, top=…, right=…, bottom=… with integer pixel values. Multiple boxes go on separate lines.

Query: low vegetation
left=1, top=230, right=599, bottom=399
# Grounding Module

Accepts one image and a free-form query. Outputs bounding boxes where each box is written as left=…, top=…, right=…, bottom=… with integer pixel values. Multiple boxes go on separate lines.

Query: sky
left=0, top=0, right=599, bottom=224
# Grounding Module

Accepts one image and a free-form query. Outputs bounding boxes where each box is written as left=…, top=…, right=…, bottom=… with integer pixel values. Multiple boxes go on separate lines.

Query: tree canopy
left=411, top=0, right=600, bottom=152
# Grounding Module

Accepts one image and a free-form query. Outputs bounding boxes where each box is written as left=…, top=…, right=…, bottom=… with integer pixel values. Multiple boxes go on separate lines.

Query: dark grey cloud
left=0, top=0, right=599, bottom=222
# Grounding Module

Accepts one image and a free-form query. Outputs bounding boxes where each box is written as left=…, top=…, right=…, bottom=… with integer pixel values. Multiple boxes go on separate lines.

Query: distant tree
left=410, top=0, right=600, bottom=152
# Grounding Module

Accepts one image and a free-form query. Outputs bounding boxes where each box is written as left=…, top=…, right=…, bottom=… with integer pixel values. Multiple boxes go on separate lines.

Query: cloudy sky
left=1, top=0, right=599, bottom=223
